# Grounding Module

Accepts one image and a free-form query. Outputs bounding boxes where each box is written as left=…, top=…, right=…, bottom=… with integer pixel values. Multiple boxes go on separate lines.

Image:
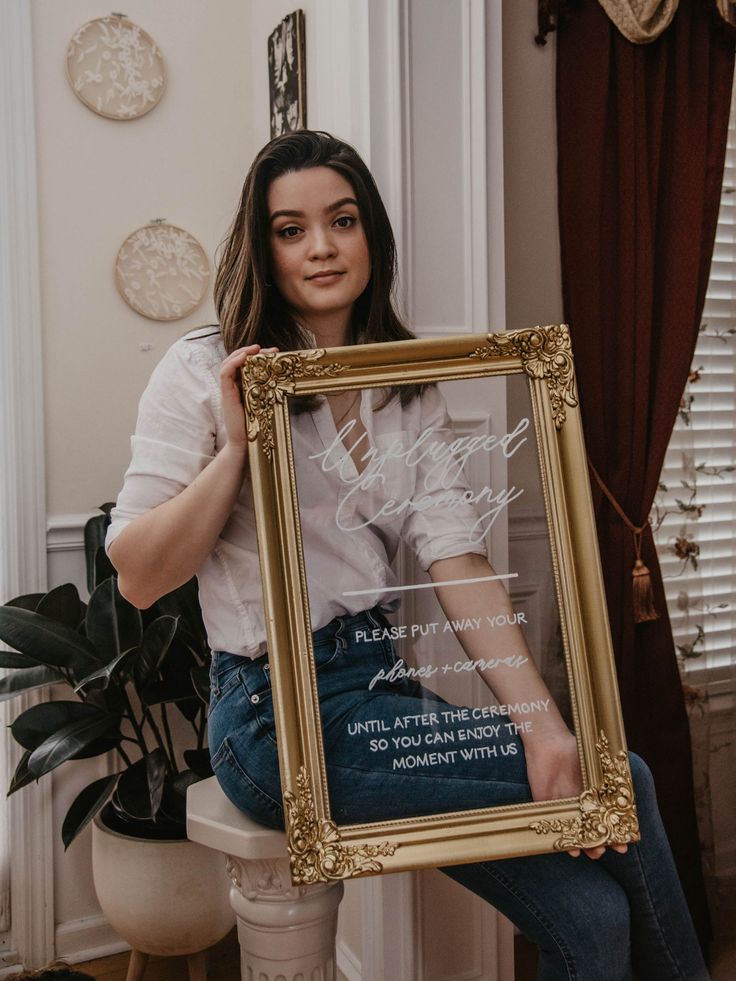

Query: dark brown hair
left=214, top=130, right=417, bottom=359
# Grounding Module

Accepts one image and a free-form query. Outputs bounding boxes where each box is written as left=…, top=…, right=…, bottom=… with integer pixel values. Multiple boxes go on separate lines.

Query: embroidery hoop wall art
left=66, top=15, right=166, bottom=120
left=115, top=222, right=210, bottom=322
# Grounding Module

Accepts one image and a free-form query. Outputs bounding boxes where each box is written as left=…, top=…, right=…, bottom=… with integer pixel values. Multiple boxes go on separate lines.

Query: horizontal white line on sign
left=342, top=573, right=518, bottom=597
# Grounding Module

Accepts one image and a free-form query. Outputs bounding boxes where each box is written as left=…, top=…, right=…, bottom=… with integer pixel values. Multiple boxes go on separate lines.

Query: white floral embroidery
left=115, top=224, right=210, bottom=321
left=66, top=17, right=165, bottom=120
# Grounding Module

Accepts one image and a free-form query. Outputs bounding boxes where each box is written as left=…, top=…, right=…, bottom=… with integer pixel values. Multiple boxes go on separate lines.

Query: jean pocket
left=313, top=640, right=342, bottom=670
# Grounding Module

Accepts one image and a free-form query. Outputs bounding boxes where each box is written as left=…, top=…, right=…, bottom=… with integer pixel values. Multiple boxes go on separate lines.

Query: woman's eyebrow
left=325, top=196, right=358, bottom=213
left=270, top=197, right=359, bottom=222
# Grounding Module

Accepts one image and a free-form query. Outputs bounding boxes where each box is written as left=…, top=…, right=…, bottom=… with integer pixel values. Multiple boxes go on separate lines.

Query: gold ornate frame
left=242, top=326, right=639, bottom=885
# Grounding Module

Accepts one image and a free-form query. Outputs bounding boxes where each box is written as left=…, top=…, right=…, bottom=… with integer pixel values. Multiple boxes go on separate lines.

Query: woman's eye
left=334, top=215, right=357, bottom=229
left=277, top=225, right=301, bottom=239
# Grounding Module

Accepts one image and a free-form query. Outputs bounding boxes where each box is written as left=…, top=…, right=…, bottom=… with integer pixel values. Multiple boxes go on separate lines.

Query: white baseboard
left=337, top=939, right=362, bottom=981
left=55, top=915, right=129, bottom=964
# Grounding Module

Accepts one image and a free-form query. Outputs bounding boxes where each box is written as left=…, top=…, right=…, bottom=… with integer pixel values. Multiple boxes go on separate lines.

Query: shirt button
left=250, top=693, right=260, bottom=704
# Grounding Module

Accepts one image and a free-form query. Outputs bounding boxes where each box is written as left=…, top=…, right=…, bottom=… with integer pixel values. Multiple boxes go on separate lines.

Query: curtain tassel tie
left=631, top=531, right=659, bottom=624
left=588, top=459, right=660, bottom=624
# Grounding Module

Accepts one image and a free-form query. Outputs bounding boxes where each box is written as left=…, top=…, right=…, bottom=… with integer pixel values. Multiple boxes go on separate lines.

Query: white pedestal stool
left=186, top=777, right=344, bottom=981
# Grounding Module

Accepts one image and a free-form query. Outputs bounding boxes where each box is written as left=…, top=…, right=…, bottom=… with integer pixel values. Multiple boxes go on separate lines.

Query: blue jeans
left=208, top=609, right=709, bottom=981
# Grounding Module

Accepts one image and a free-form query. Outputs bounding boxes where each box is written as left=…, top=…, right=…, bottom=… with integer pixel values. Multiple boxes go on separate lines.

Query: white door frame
left=0, top=0, right=55, bottom=969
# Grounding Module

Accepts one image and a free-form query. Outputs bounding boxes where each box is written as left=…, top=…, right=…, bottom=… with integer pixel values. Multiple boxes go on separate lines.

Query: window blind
left=653, top=98, right=736, bottom=676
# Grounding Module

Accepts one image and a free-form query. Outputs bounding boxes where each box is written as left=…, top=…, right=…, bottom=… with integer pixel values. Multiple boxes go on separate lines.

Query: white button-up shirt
left=107, top=328, right=487, bottom=656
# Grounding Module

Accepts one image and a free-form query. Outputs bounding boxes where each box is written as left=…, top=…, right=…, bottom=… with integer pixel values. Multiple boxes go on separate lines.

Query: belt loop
left=365, top=607, right=380, bottom=631
left=334, top=614, right=348, bottom=653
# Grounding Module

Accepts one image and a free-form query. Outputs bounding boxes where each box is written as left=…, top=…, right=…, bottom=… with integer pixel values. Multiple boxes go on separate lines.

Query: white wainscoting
left=46, top=514, right=130, bottom=963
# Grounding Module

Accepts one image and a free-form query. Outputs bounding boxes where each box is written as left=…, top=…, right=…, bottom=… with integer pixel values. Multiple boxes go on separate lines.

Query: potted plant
left=0, top=505, right=233, bottom=967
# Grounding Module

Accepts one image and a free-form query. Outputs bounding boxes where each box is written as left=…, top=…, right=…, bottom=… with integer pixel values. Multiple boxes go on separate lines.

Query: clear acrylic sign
left=243, top=327, right=639, bottom=885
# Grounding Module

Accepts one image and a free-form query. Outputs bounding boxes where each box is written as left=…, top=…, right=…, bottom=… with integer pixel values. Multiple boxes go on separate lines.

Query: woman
left=107, top=130, right=708, bottom=980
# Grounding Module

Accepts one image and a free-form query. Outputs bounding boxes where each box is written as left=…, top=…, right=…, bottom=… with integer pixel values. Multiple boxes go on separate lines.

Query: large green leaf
left=0, top=665, right=63, bottom=702
left=141, top=686, right=199, bottom=712
left=36, top=584, right=86, bottom=630
left=190, top=666, right=211, bottom=705
left=0, top=650, right=41, bottom=670
left=93, top=549, right=117, bottom=594
left=133, top=616, right=179, bottom=697
left=152, top=578, right=208, bottom=659
left=183, top=749, right=213, bottom=779
left=5, top=594, right=44, bottom=612
left=0, top=607, right=99, bottom=679
left=69, top=734, right=123, bottom=760
left=28, top=713, right=120, bottom=778
left=8, top=750, right=35, bottom=796
left=11, top=701, right=114, bottom=751
left=84, top=508, right=113, bottom=593
left=159, top=640, right=199, bottom=721
left=62, top=773, right=120, bottom=850
left=85, top=579, right=142, bottom=662
left=85, top=687, right=127, bottom=717
left=74, top=647, right=138, bottom=693
left=159, top=771, right=199, bottom=824
left=115, top=749, right=168, bottom=820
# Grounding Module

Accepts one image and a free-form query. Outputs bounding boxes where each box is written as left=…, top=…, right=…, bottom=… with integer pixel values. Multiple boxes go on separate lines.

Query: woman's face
left=267, top=166, right=371, bottom=340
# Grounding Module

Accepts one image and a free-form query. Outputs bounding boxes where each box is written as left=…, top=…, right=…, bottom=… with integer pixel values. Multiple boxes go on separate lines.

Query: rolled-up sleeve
left=401, top=386, right=489, bottom=570
left=106, top=341, right=219, bottom=551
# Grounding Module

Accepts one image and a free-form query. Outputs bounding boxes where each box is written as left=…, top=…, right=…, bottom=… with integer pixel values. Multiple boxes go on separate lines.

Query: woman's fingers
left=220, top=345, right=280, bottom=389
left=567, top=843, right=629, bottom=859
left=221, top=344, right=262, bottom=372
left=219, top=346, right=279, bottom=449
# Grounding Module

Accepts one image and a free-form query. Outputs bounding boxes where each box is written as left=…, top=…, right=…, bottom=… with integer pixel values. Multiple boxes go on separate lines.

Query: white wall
left=33, top=0, right=254, bottom=521
left=30, top=0, right=254, bottom=956
left=502, top=0, right=563, bottom=330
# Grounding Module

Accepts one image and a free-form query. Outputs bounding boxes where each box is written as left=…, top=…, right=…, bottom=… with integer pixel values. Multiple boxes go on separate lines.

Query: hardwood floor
left=77, top=929, right=240, bottom=981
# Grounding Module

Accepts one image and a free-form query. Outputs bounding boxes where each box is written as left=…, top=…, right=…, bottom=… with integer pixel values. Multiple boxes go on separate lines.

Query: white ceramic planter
left=92, top=813, right=234, bottom=958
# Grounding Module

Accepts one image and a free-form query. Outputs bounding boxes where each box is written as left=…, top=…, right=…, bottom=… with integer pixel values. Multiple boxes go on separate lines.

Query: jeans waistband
left=312, top=606, right=389, bottom=647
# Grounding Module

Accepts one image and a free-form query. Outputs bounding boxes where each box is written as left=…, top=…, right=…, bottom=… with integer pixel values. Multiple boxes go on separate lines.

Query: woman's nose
left=308, top=227, right=337, bottom=259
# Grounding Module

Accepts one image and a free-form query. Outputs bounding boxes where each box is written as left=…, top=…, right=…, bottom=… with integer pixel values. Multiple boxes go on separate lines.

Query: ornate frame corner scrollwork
left=529, top=732, right=640, bottom=851
left=284, top=767, right=398, bottom=884
left=469, top=325, right=578, bottom=430
left=242, top=350, right=347, bottom=458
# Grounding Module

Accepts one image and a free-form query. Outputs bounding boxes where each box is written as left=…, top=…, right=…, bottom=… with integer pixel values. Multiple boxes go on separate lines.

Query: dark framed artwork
left=242, top=327, right=640, bottom=885
left=268, top=10, right=306, bottom=138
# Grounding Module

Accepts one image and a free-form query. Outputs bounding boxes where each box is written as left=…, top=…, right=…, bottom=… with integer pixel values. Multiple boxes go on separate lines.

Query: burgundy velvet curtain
left=555, top=0, right=734, bottom=943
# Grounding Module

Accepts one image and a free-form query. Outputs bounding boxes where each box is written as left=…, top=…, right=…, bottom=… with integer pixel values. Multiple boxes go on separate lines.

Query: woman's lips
left=307, top=271, right=344, bottom=285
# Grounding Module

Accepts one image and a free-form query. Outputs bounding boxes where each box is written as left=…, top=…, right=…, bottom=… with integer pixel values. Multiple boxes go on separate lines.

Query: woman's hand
left=524, top=729, right=628, bottom=860
left=219, top=345, right=278, bottom=451
left=524, top=728, right=582, bottom=803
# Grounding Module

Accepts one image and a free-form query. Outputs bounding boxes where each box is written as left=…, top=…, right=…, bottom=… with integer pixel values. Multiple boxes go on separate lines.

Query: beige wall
left=31, top=0, right=253, bottom=933
left=502, top=0, right=563, bottom=330
left=33, top=0, right=253, bottom=520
